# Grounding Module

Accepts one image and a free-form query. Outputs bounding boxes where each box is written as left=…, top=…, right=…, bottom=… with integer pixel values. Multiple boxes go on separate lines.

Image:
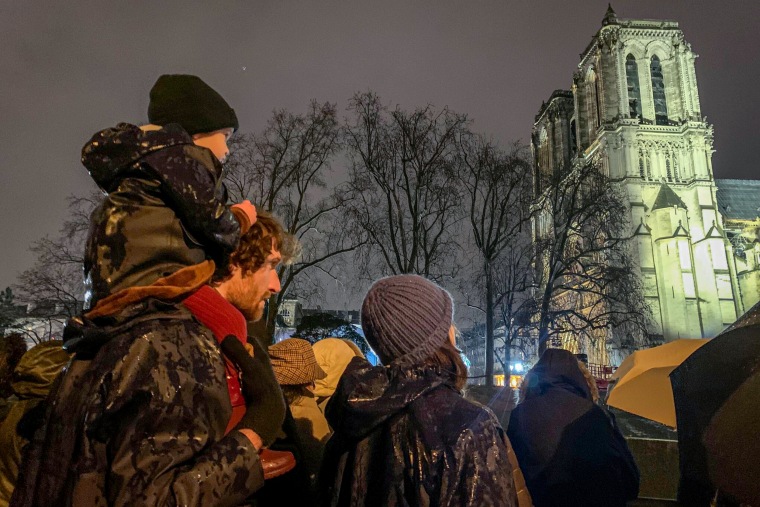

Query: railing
left=587, top=362, right=615, bottom=379
left=587, top=362, right=616, bottom=392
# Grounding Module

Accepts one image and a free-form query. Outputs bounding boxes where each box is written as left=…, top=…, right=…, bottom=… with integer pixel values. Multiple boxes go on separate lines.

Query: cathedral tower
left=532, top=6, right=752, bottom=350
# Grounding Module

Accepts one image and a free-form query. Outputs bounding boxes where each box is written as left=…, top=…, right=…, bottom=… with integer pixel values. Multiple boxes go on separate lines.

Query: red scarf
left=183, top=285, right=247, bottom=433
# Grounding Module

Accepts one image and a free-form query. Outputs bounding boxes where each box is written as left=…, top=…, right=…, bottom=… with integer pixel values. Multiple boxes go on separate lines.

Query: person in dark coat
left=506, top=348, right=639, bottom=507
left=10, top=212, right=296, bottom=507
left=320, top=274, right=519, bottom=507
left=0, top=341, right=70, bottom=507
left=81, top=74, right=256, bottom=309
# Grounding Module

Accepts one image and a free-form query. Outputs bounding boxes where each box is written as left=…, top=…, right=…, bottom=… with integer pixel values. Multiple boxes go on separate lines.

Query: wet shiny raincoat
left=320, top=358, right=518, bottom=507
left=81, top=123, right=242, bottom=307
left=10, top=298, right=264, bottom=507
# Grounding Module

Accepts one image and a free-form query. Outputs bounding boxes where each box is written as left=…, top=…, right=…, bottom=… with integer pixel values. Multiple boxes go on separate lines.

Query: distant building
left=277, top=298, right=303, bottom=328
left=301, top=307, right=361, bottom=325
left=2, top=300, right=83, bottom=349
left=531, top=6, right=759, bottom=364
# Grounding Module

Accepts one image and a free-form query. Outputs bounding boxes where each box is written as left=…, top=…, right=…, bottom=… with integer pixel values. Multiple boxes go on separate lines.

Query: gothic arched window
left=570, top=119, right=578, bottom=156
left=666, top=158, right=672, bottom=181
left=594, top=77, right=602, bottom=127
left=672, top=155, right=680, bottom=181
left=651, top=55, right=669, bottom=125
left=639, top=156, right=645, bottom=179
left=626, top=55, right=642, bottom=119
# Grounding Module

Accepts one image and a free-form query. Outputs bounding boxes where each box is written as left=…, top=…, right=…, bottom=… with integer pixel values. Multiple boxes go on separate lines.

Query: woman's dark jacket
left=10, top=299, right=264, bottom=507
left=506, top=350, right=639, bottom=507
left=81, top=123, right=242, bottom=307
left=320, top=358, right=518, bottom=507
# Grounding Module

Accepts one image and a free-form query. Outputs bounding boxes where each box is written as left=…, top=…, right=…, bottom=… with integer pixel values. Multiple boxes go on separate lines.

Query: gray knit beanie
left=361, top=274, right=453, bottom=367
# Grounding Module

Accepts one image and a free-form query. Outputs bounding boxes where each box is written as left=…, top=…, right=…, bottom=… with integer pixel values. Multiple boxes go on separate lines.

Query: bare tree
left=491, top=237, right=537, bottom=372
left=12, top=193, right=100, bottom=343
left=533, top=159, right=650, bottom=356
left=458, top=138, right=534, bottom=385
left=344, top=91, right=468, bottom=281
left=225, top=101, right=363, bottom=341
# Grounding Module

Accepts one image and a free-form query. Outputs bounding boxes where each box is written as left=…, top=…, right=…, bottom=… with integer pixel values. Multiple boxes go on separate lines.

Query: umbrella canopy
left=670, top=301, right=760, bottom=506
left=607, top=339, right=709, bottom=427
left=703, top=370, right=760, bottom=506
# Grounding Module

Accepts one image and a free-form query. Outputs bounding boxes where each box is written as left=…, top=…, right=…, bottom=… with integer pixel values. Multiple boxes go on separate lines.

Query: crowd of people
left=0, top=74, right=649, bottom=506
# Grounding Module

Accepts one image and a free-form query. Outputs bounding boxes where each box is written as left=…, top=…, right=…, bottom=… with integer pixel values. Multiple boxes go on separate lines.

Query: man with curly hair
left=12, top=210, right=299, bottom=507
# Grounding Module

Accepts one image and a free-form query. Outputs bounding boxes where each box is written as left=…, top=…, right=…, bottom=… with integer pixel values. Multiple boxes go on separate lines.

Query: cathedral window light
left=666, top=158, right=672, bottom=181
left=650, top=56, right=669, bottom=125
left=626, top=55, right=642, bottom=119
left=639, top=156, right=645, bottom=179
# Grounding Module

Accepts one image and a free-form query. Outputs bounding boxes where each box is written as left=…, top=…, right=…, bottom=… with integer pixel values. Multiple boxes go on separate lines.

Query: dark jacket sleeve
left=107, top=426, right=263, bottom=507
left=442, top=410, right=519, bottom=507
left=143, top=144, right=242, bottom=264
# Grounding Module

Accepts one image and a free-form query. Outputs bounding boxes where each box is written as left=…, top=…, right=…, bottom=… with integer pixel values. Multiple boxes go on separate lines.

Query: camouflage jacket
left=81, top=123, right=242, bottom=307
left=10, top=298, right=264, bottom=507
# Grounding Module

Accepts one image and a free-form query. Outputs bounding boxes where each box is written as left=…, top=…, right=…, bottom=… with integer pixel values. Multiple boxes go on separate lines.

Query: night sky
left=1, top=1, right=758, bottom=289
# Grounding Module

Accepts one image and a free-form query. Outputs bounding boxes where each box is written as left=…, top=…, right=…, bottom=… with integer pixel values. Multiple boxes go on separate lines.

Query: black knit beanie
left=361, top=274, right=453, bottom=368
left=148, top=74, right=239, bottom=135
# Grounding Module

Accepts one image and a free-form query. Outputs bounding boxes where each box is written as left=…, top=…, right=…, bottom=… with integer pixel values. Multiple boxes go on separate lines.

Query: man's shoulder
left=76, top=300, right=214, bottom=361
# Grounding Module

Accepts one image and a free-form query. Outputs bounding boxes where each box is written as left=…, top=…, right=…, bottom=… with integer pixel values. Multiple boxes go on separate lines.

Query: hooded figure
left=0, top=342, right=70, bottom=507
left=320, top=274, right=519, bottom=507
left=507, top=349, right=639, bottom=507
left=81, top=74, right=253, bottom=309
left=312, top=338, right=365, bottom=413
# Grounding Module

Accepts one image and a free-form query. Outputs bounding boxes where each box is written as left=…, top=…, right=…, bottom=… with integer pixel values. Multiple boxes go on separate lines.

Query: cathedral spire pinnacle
left=602, top=4, right=618, bottom=26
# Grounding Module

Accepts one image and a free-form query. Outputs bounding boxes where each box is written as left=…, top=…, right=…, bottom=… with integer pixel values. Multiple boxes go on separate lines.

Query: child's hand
left=231, top=200, right=257, bottom=232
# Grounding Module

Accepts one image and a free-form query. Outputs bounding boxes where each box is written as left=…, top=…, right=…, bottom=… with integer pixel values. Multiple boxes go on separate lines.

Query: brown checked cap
left=269, top=338, right=327, bottom=386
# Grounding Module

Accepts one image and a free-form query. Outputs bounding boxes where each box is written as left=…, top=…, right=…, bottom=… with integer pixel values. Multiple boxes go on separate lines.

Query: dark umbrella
left=703, top=370, right=760, bottom=506
left=669, top=302, right=760, bottom=506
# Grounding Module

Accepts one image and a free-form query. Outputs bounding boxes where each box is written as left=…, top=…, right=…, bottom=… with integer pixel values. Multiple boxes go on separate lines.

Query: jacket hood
left=313, top=338, right=365, bottom=399
left=325, top=357, right=453, bottom=441
left=522, top=348, right=591, bottom=401
left=11, top=341, right=71, bottom=399
left=81, top=122, right=198, bottom=192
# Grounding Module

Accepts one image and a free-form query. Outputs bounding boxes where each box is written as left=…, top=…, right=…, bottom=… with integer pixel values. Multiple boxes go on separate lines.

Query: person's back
left=321, top=275, right=518, bottom=507
left=323, top=357, right=515, bottom=506
left=507, top=349, right=639, bottom=507
left=313, top=338, right=365, bottom=413
left=81, top=74, right=253, bottom=308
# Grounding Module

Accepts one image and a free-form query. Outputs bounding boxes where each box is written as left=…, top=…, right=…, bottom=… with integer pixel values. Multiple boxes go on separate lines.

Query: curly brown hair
left=214, top=209, right=299, bottom=282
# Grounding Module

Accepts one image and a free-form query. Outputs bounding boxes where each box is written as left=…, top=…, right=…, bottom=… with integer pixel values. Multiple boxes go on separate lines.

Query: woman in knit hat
left=319, top=274, right=520, bottom=507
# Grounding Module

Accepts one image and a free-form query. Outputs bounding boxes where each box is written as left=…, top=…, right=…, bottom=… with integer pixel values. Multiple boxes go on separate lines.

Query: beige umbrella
left=607, top=338, right=709, bottom=427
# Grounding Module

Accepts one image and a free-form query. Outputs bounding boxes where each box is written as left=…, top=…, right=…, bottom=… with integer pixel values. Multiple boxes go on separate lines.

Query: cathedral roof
left=602, top=4, right=618, bottom=26
left=651, top=184, right=688, bottom=211
left=534, top=90, right=574, bottom=124
left=716, top=178, right=760, bottom=220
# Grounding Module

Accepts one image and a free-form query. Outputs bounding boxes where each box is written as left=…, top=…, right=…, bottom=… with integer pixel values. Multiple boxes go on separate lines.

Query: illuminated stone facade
left=532, top=7, right=758, bottom=361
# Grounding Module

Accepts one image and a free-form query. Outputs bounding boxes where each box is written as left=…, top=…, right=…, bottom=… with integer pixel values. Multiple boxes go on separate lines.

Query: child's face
left=192, top=128, right=234, bottom=163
